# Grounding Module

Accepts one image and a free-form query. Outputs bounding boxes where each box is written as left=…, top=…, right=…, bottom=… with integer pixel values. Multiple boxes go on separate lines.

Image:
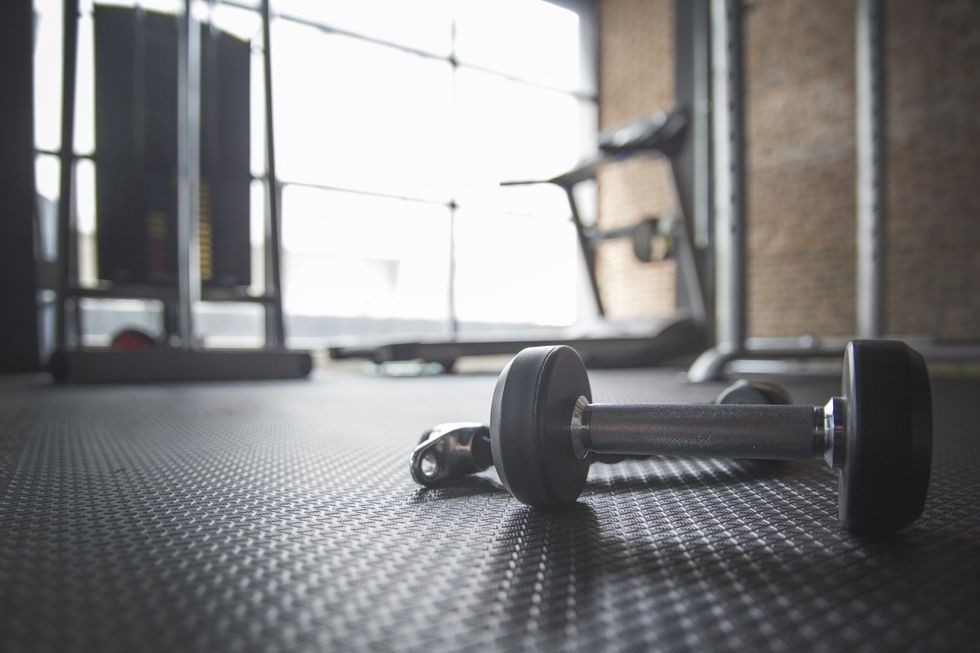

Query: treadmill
left=329, top=107, right=710, bottom=371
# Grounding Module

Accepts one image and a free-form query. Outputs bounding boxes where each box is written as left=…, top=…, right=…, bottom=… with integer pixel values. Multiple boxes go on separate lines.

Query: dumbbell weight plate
left=840, top=340, right=932, bottom=533
left=714, top=379, right=792, bottom=465
left=490, top=346, right=591, bottom=507
left=716, top=380, right=792, bottom=406
left=110, top=328, right=159, bottom=351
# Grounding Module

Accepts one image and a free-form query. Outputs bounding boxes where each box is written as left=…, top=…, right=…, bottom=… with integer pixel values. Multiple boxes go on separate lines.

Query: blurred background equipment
left=94, top=5, right=251, bottom=290
left=330, top=2, right=713, bottom=370
left=329, top=106, right=710, bottom=370
left=42, top=0, right=310, bottom=382
left=687, top=0, right=980, bottom=380
left=16, top=0, right=980, bottom=378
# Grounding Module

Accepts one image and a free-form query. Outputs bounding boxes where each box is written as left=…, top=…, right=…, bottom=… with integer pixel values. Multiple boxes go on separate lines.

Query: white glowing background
left=32, top=0, right=596, bottom=336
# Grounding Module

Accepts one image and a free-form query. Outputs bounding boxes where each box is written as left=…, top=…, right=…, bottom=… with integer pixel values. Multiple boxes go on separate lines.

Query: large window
left=32, top=0, right=598, bottom=347
left=269, top=0, right=598, bottom=344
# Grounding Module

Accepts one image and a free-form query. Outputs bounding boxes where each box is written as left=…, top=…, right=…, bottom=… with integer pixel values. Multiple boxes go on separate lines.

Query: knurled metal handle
left=582, top=403, right=825, bottom=460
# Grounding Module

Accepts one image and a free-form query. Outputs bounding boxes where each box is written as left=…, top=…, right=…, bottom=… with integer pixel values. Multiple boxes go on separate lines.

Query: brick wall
left=885, top=0, right=980, bottom=338
left=745, top=0, right=857, bottom=337
left=597, top=0, right=980, bottom=339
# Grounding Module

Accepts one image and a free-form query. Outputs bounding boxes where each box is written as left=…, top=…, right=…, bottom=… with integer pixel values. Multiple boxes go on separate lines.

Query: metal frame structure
left=47, top=0, right=309, bottom=382
left=175, top=0, right=202, bottom=348
left=687, top=0, right=980, bottom=382
left=855, top=0, right=886, bottom=339
left=260, top=0, right=287, bottom=347
left=687, top=0, right=745, bottom=382
left=674, top=0, right=714, bottom=316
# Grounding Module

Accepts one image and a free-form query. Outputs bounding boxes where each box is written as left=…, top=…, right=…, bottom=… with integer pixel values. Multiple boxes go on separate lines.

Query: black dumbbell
left=412, top=379, right=788, bottom=480
left=413, top=340, right=932, bottom=533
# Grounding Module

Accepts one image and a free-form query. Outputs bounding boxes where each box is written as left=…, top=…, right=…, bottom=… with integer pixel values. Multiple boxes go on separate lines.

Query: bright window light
left=273, top=22, right=454, bottom=203
left=455, top=0, right=582, bottom=91
left=281, top=185, right=451, bottom=321
left=33, top=0, right=63, bottom=151
left=453, top=206, right=579, bottom=327
left=210, top=3, right=262, bottom=41
left=32, top=0, right=597, bottom=342
left=273, top=0, right=454, bottom=56
left=454, top=67, right=588, bottom=213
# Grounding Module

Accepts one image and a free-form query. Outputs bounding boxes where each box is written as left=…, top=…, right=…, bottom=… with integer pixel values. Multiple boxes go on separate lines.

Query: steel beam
left=261, top=0, right=286, bottom=346
left=176, top=0, right=202, bottom=349
left=856, top=0, right=886, bottom=338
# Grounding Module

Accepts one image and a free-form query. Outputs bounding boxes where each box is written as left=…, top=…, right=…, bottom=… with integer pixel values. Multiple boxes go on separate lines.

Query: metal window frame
left=225, top=0, right=600, bottom=337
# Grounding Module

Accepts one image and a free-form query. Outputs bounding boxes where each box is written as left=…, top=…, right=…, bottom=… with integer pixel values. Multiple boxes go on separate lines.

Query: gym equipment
left=331, top=108, right=708, bottom=371
left=110, top=328, right=159, bottom=351
left=588, top=217, right=674, bottom=264
left=412, top=339, right=932, bottom=533
left=330, top=5, right=713, bottom=373
left=410, top=376, right=785, bottom=485
left=95, top=6, right=251, bottom=289
left=687, top=0, right=980, bottom=381
left=48, top=0, right=310, bottom=382
left=715, top=378, right=791, bottom=406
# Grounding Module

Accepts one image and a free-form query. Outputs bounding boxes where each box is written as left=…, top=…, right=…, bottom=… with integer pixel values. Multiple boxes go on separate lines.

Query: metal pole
left=566, top=187, right=606, bottom=317
left=448, top=205, right=459, bottom=337
left=261, top=0, right=286, bottom=346
left=856, top=0, right=885, bottom=338
left=447, top=17, right=459, bottom=339
left=710, top=0, right=746, bottom=348
left=176, top=0, right=202, bottom=349
left=670, top=0, right=715, bottom=332
left=55, top=0, right=80, bottom=350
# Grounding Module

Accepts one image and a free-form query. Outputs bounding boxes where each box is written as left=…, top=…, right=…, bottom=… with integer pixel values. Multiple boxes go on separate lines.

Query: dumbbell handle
left=572, top=401, right=833, bottom=461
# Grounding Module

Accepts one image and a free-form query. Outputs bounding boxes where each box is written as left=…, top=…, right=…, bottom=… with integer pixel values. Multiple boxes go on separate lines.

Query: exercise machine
left=47, top=0, right=311, bottom=382
left=329, top=3, right=713, bottom=371
left=331, top=108, right=707, bottom=370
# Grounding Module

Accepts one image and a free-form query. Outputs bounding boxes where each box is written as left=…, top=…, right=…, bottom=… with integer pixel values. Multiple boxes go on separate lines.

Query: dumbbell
left=412, top=378, right=786, bottom=479
left=412, top=340, right=932, bottom=533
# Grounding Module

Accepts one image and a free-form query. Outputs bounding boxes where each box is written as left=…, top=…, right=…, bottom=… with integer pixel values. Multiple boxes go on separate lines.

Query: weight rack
left=687, top=0, right=980, bottom=381
left=47, top=0, right=311, bottom=382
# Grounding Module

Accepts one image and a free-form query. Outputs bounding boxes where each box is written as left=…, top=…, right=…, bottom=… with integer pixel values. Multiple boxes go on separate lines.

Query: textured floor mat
left=1, top=368, right=978, bottom=652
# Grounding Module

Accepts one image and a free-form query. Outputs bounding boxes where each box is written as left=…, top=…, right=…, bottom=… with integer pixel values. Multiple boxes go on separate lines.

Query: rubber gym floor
left=1, top=365, right=978, bottom=652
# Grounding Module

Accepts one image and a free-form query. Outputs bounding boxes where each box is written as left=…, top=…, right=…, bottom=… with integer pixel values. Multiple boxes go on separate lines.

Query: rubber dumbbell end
left=490, top=346, right=592, bottom=508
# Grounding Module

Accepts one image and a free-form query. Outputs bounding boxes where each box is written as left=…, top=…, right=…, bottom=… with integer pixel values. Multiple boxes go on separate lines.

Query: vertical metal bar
left=177, top=0, right=202, bottom=349
left=261, top=0, right=286, bottom=346
left=856, top=0, right=885, bottom=338
left=448, top=205, right=459, bottom=337
left=55, top=0, right=80, bottom=350
left=672, top=0, right=697, bottom=240
left=691, top=0, right=713, bottom=255
left=447, top=17, right=459, bottom=339
left=672, top=0, right=711, bottom=326
left=665, top=173, right=708, bottom=325
left=710, top=0, right=746, bottom=348
left=566, top=187, right=606, bottom=317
